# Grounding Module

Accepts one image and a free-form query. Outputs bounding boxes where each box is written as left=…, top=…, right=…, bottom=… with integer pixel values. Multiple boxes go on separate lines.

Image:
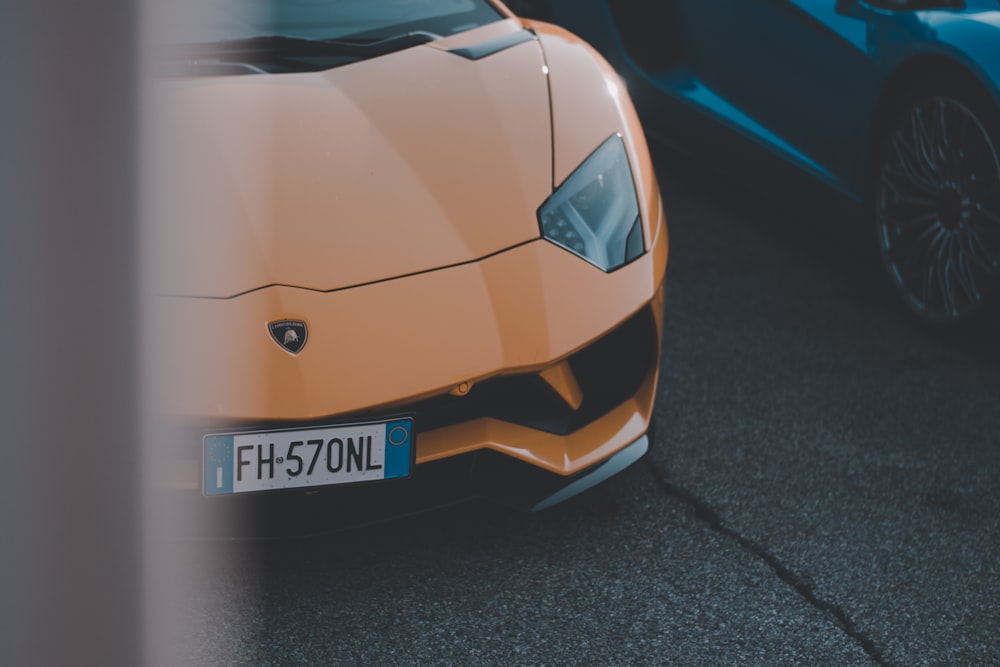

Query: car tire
left=873, top=75, right=1000, bottom=329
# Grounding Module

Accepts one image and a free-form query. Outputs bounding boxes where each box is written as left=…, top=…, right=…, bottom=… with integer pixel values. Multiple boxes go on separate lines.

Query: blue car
left=511, top=0, right=1000, bottom=327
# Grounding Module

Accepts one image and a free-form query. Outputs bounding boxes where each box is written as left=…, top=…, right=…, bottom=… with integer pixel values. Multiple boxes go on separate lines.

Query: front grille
left=407, top=305, right=658, bottom=435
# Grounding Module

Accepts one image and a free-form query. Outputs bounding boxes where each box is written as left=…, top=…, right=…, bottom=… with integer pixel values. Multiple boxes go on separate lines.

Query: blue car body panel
left=537, top=0, right=1000, bottom=243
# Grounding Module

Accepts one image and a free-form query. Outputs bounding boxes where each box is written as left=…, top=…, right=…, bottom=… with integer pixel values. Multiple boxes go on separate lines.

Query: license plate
left=202, top=418, right=413, bottom=496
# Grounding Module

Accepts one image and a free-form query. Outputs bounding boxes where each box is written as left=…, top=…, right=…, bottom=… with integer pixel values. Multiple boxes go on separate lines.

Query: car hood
left=146, top=21, right=552, bottom=298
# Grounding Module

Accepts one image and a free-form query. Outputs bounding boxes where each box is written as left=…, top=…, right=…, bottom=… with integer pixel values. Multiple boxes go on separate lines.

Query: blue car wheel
left=875, top=77, right=1000, bottom=328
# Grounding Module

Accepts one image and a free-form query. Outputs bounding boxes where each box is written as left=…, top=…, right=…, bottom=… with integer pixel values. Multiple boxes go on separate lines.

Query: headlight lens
left=538, top=134, right=644, bottom=272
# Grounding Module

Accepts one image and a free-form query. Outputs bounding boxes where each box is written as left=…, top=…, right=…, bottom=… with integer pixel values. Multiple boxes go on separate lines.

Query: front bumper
left=147, top=216, right=667, bottom=537
left=149, top=297, right=662, bottom=538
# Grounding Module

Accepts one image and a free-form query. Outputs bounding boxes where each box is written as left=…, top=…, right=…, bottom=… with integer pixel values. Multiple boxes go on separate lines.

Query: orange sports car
left=146, top=0, right=667, bottom=536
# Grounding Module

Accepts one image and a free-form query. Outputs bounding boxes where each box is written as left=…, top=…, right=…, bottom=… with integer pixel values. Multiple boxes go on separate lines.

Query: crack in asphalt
left=642, top=459, right=892, bottom=667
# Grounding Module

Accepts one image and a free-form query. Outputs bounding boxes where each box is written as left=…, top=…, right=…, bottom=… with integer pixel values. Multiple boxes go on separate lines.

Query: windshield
left=151, top=0, right=505, bottom=75
left=152, top=0, right=503, bottom=45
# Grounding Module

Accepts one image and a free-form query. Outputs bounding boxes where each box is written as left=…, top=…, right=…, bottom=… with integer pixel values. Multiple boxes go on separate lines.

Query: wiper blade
left=199, top=31, right=442, bottom=59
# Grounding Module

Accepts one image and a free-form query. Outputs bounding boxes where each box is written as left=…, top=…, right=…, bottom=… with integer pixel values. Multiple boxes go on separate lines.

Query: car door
left=671, top=0, right=877, bottom=197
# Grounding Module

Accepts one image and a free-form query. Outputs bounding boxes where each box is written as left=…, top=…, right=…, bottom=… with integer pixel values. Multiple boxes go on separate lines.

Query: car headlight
left=538, top=134, right=644, bottom=272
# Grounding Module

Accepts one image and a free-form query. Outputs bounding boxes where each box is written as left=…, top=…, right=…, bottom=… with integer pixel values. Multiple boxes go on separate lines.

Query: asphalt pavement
left=160, top=147, right=1000, bottom=666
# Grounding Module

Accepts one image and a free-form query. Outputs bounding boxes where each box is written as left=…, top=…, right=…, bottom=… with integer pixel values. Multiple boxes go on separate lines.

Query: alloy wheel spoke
left=973, top=205, right=1000, bottom=230
left=953, top=244, right=982, bottom=305
left=969, top=136, right=998, bottom=177
left=881, top=199, right=938, bottom=228
left=937, top=243, right=958, bottom=317
left=934, top=99, right=954, bottom=168
left=945, top=234, right=979, bottom=308
left=960, top=228, right=998, bottom=272
left=912, top=108, right=946, bottom=182
left=957, top=101, right=972, bottom=159
left=919, top=249, right=937, bottom=310
left=885, top=218, right=939, bottom=263
left=882, top=167, right=938, bottom=204
left=892, top=210, right=939, bottom=230
left=890, top=133, right=941, bottom=196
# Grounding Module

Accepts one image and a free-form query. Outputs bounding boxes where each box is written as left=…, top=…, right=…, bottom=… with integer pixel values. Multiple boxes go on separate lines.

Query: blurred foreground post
left=0, top=2, right=140, bottom=665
